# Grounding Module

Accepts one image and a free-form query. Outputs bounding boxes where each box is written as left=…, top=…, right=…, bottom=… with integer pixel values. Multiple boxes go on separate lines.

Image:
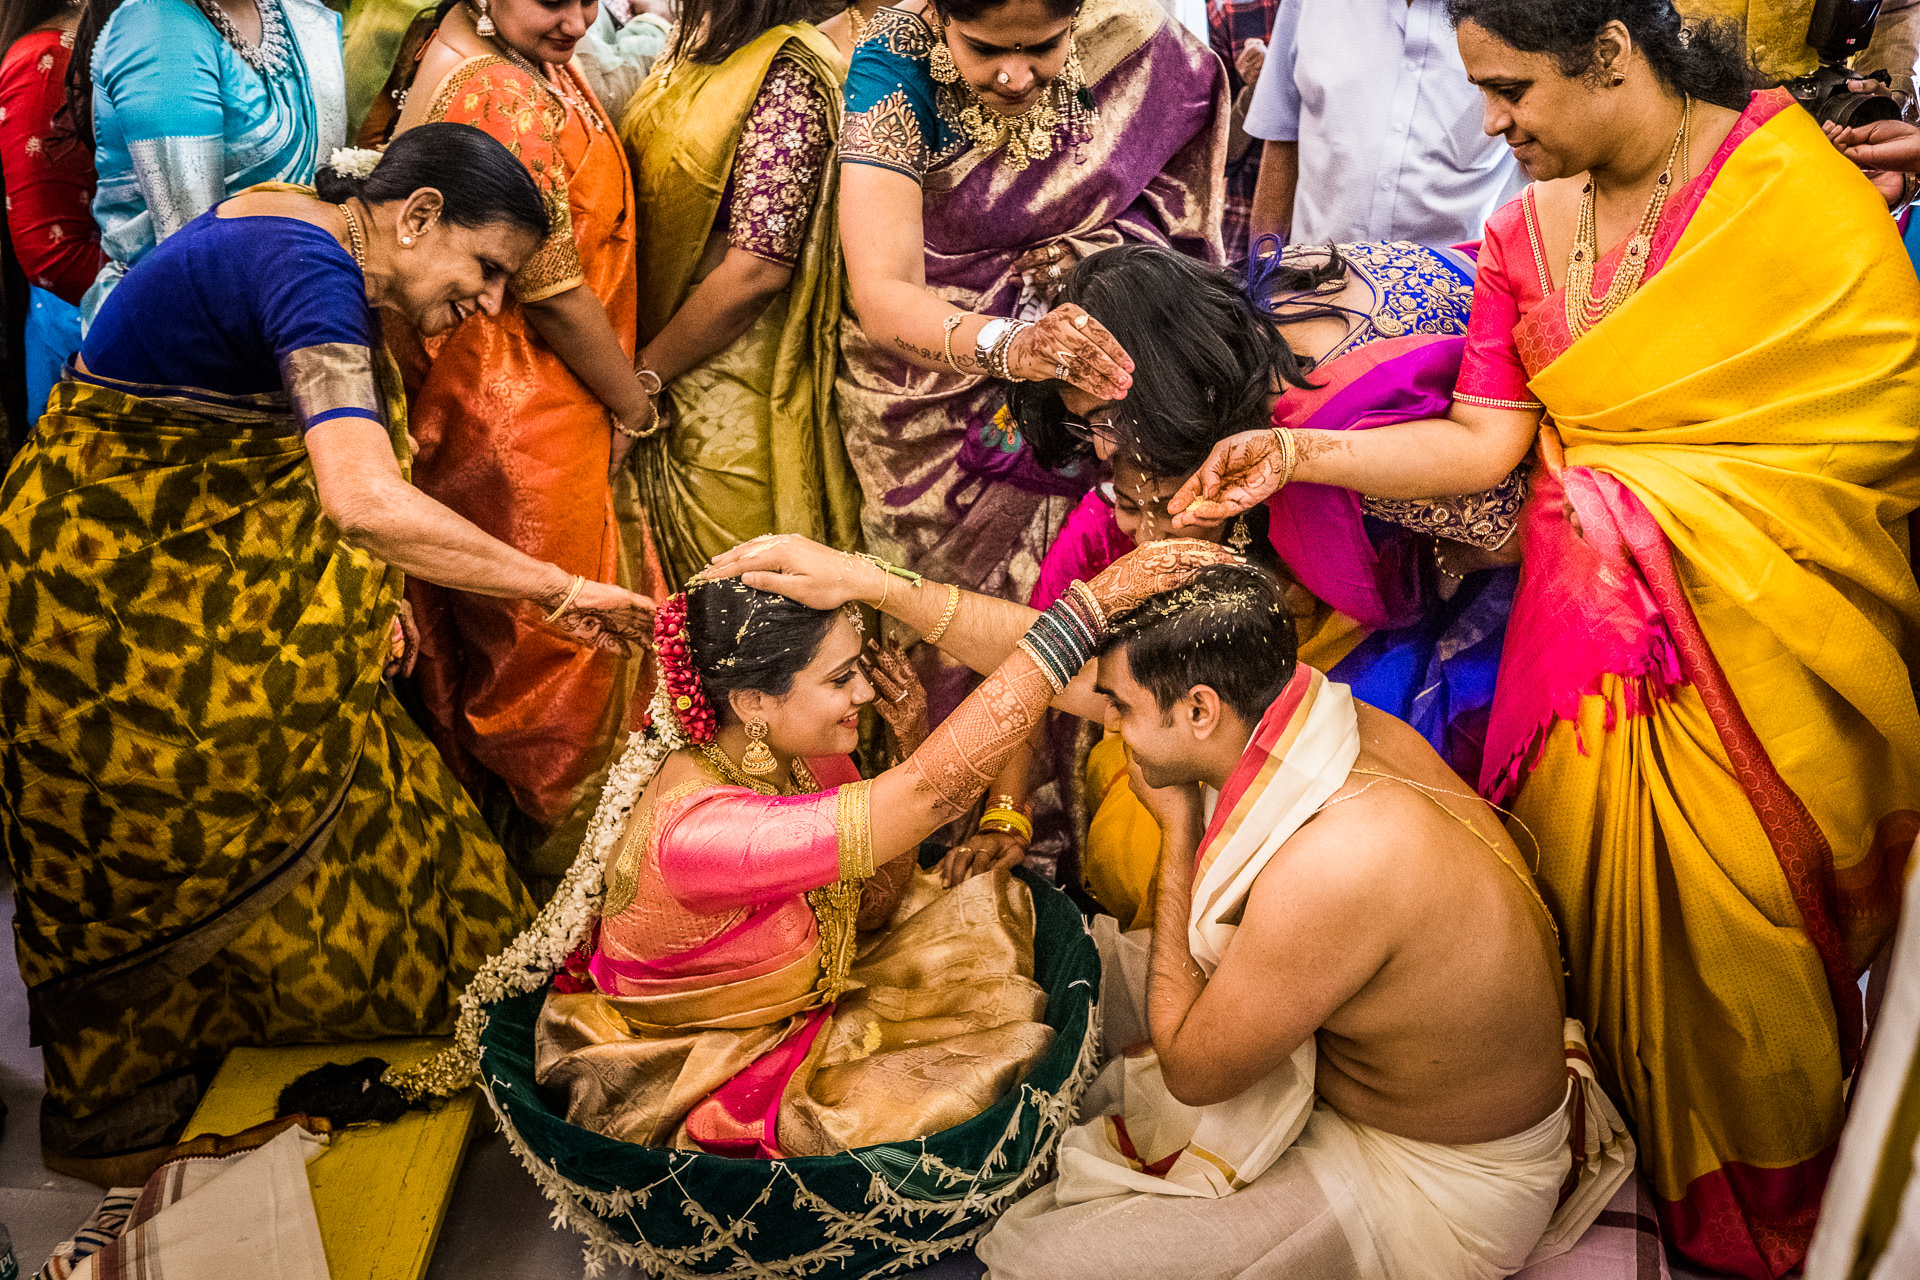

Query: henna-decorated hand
left=700, top=535, right=885, bottom=611
left=1168, top=429, right=1284, bottom=527
left=1014, top=241, right=1081, bottom=303
left=1087, top=539, right=1238, bottom=619
left=1005, top=304, right=1134, bottom=399
left=861, top=637, right=928, bottom=759
left=550, top=579, right=655, bottom=653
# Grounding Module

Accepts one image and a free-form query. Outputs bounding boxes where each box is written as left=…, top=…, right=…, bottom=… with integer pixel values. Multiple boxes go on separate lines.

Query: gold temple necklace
left=1564, top=95, right=1691, bottom=340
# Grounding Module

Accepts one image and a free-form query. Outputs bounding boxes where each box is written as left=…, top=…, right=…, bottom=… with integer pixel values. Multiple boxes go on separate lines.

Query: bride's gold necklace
left=696, top=743, right=817, bottom=795
left=1564, top=95, right=1691, bottom=340
left=848, top=2, right=869, bottom=45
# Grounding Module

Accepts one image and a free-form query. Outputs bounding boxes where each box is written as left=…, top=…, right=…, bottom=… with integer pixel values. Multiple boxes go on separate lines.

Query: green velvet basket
left=475, top=866, right=1100, bottom=1278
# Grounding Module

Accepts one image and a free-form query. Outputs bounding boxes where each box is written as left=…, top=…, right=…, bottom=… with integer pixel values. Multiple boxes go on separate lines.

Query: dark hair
left=932, top=0, right=1078, bottom=23
left=1445, top=0, right=1752, bottom=111
left=1015, top=244, right=1318, bottom=475
left=312, top=124, right=548, bottom=240
left=685, top=578, right=841, bottom=720
left=1, top=0, right=75, bottom=68
left=669, top=0, right=838, bottom=64
left=64, top=0, right=131, bottom=150
left=1097, top=562, right=1298, bottom=724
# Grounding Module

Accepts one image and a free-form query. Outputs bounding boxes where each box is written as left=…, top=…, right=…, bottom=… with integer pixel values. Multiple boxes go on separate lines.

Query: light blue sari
left=83, top=0, right=345, bottom=325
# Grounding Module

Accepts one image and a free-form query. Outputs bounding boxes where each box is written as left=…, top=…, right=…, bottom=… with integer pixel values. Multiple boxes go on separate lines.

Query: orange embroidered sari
left=386, top=45, right=657, bottom=866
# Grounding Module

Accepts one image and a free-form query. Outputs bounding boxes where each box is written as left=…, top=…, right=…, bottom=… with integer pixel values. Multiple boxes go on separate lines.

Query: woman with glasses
left=943, top=241, right=1522, bottom=927
left=834, top=0, right=1225, bottom=657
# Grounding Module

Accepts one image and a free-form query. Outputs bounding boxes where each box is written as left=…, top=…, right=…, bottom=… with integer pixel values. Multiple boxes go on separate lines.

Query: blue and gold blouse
left=81, top=211, right=381, bottom=433
left=840, top=7, right=972, bottom=181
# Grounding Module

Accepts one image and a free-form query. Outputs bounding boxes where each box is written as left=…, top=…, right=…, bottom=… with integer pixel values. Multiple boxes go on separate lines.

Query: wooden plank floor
left=185, top=1039, right=478, bottom=1280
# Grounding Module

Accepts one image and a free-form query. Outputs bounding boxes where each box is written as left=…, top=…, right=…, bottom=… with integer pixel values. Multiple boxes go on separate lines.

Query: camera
left=1786, top=0, right=1902, bottom=127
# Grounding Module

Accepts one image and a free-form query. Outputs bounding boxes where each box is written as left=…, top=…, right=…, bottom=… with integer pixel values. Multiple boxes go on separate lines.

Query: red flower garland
left=652, top=592, right=717, bottom=744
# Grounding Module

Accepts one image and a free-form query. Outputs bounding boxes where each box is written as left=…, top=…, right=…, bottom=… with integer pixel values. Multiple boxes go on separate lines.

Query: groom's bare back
left=1206, top=702, right=1568, bottom=1145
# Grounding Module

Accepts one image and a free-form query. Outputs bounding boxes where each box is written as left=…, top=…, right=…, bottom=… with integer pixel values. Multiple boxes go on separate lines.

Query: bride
left=531, top=537, right=1227, bottom=1155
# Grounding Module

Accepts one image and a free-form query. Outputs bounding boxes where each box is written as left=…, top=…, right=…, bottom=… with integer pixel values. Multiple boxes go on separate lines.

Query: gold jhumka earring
left=930, top=30, right=960, bottom=83
left=472, top=0, right=495, bottom=35
left=1228, top=517, right=1252, bottom=556
left=742, top=718, right=778, bottom=776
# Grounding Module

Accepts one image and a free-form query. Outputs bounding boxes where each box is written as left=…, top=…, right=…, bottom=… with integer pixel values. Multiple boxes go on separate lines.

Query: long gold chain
left=337, top=201, right=367, bottom=270
left=1331, top=768, right=1562, bottom=957
left=1564, top=95, right=1691, bottom=341
left=848, top=2, right=869, bottom=45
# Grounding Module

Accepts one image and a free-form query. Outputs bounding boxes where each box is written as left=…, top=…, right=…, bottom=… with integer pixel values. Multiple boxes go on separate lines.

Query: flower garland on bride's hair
left=383, top=605, right=703, bottom=1100
left=650, top=592, right=716, bottom=744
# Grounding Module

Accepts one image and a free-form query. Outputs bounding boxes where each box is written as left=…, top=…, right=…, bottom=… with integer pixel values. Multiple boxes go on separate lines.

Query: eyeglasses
left=1060, top=411, right=1121, bottom=444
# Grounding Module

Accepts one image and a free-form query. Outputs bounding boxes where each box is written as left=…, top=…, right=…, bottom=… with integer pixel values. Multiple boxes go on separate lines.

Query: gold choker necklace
left=929, top=24, right=1095, bottom=171
left=695, top=742, right=819, bottom=796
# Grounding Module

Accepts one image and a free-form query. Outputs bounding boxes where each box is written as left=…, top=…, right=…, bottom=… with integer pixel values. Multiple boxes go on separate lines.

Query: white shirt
left=1245, top=0, right=1523, bottom=245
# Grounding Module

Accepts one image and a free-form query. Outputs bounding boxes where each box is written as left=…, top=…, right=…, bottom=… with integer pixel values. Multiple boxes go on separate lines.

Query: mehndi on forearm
left=900, top=590, right=1104, bottom=816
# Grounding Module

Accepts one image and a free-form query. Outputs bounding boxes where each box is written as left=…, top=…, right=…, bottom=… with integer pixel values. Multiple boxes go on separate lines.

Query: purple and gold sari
left=837, top=0, right=1225, bottom=603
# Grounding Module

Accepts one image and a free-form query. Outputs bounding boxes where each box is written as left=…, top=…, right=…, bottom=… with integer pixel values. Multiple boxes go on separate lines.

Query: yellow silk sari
left=621, top=26, right=863, bottom=587
left=1499, top=96, right=1920, bottom=1275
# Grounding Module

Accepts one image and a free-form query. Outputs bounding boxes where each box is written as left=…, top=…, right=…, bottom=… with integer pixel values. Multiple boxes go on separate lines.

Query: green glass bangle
left=857, top=553, right=924, bottom=586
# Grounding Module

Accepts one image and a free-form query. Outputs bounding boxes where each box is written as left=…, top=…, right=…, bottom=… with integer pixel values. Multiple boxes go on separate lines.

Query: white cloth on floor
left=68, top=1125, right=330, bottom=1280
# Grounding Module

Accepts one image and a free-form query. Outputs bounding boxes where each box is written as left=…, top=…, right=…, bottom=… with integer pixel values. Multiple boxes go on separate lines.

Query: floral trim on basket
left=479, top=1005, right=1102, bottom=1278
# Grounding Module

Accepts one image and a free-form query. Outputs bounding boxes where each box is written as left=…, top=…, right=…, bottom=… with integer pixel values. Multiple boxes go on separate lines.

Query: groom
left=980, top=562, right=1627, bottom=1280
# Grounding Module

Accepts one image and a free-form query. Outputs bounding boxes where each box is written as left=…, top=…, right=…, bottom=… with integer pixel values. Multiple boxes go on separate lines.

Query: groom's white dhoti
left=978, top=670, right=1632, bottom=1280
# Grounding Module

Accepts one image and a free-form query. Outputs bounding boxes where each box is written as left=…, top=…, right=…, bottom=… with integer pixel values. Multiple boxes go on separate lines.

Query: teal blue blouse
left=84, top=0, right=345, bottom=325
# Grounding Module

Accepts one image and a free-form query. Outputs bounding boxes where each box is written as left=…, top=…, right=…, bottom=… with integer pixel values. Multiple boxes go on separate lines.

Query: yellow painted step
left=186, top=1038, right=479, bottom=1280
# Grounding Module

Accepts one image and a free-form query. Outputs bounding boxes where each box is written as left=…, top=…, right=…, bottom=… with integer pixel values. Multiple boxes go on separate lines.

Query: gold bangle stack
left=922, top=582, right=962, bottom=645
left=978, top=803, right=1033, bottom=842
left=1270, top=425, right=1300, bottom=492
left=542, top=573, right=587, bottom=623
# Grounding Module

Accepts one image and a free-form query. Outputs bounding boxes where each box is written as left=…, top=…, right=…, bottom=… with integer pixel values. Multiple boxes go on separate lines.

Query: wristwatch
left=974, top=318, right=1014, bottom=367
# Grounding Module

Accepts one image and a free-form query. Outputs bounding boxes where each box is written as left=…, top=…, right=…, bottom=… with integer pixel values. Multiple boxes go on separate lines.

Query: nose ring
left=997, top=70, right=1011, bottom=85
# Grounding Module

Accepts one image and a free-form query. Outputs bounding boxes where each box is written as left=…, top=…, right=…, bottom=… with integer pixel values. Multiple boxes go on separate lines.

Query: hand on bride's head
left=1088, top=539, right=1238, bottom=618
left=699, top=535, right=880, bottom=611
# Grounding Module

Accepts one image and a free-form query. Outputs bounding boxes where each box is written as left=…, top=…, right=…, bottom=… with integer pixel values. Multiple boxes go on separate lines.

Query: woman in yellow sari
left=1172, top=3, right=1920, bottom=1274
left=379, top=0, right=665, bottom=870
left=619, top=0, right=862, bottom=587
